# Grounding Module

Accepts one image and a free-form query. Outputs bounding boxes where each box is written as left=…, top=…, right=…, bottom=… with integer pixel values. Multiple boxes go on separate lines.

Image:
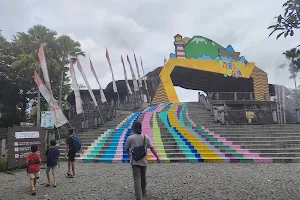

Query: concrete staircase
left=74, top=102, right=300, bottom=163
left=187, top=102, right=300, bottom=163
left=58, top=114, right=129, bottom=159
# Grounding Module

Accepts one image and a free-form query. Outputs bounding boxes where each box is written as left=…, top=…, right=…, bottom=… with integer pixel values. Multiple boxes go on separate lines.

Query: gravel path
left=1, top=162, right=300, bottom=200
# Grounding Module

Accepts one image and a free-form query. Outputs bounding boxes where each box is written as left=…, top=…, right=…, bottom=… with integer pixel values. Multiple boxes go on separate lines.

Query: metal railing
left=69, top=96, right=146, bottom=134
left=211, top=92, right=255, bottom=101
left=198, top=92, right=300, bottom=125
left=224, top=109, right=273, bottom=125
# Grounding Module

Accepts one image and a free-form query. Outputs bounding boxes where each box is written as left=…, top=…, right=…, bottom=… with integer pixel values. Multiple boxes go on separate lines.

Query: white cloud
left=1, top=0, right=299, bottom=100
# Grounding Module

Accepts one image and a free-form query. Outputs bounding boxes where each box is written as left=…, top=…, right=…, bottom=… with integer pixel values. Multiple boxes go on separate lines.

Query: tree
left=56, top=35, right=85, bottom=107
left=268, top=0, right=300, bottom=46
left=0, top=25, right=84, bottom=127
left=280, top=48, right=300, bottom=89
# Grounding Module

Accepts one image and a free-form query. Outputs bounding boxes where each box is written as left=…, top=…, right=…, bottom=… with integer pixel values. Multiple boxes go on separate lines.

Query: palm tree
left=56, top=35, right=85, bottom=107
left=282, top=48, right=300, bottom=89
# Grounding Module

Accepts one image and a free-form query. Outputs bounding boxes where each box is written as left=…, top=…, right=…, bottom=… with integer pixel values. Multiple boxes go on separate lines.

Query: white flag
left=121, top=55, right=133, bottom=95
left=76, top=59, right=98, bottom=107
left=69, top=58, right=83, bottom=114
left=134, top=53, right=142, bottom=87
left=106, top=48, right=118, bottom=93
left=90, top=58, right=107, bottom=103
left=127, top=55, right=139, bottom=92
left=34, top=71, right=68, bottom=127
left=38, top=43, right=52, bottom=91
left=140, top=57, right=148, bottom=90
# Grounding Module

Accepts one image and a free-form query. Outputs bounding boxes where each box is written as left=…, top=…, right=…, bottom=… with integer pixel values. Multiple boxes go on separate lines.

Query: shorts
left=28, top=172, right=40, bottom=180
left=68, top=152, right=76, bottom=162
left=46, top=165, right=57, bottom=174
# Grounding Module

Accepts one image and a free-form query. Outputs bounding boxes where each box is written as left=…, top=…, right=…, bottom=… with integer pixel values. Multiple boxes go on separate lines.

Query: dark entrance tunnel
left=170, top=66, right=254, bottom=100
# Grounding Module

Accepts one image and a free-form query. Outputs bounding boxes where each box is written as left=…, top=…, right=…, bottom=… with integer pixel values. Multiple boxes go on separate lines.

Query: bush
left=0, top=155, right=8, bottom=172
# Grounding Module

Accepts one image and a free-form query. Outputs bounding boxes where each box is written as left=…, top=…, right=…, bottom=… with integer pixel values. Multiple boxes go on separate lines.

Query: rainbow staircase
left=79, top=103, right=274, bottom=163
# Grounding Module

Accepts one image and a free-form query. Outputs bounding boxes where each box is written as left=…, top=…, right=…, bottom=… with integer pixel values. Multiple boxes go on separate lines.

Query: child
left=45, top=140, right=60, bottom=187
left=26, top=144, right=41, bottom=195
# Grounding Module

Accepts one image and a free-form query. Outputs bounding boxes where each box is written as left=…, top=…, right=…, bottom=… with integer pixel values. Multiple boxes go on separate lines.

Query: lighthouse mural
left=174, top=34, right=186, bottom=58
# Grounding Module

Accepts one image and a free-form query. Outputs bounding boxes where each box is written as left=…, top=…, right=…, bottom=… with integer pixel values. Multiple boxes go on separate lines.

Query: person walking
left=45, top=140, right=60, bottom=187
left=65, top=128, right=80, bottom=178
left=26, top=145, right=41, bottom=195
left=125, top=122, right=160, bottom=200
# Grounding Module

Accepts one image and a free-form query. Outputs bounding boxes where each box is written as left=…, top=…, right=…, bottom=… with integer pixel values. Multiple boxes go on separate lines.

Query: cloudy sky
left=1, top=0, right=299, bottom=101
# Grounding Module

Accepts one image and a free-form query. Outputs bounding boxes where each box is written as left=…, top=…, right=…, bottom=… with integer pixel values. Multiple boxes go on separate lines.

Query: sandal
left=53, top=185, right=57, bottom=188
left=45, top=183, right=50, bottom=187
left=67, top=173, right=72, bottom=178
left=31, top=190, right=36, bottom=195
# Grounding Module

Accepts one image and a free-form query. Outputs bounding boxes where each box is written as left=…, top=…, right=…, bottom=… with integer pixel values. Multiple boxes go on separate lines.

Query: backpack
left=71, top=136, right=82, bottom=152
left=130, top=135, right=146, bottom=161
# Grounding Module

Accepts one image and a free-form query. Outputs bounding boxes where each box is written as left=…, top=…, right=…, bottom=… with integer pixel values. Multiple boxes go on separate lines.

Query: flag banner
left=127, top=55, right=139, bottom=92
left=134, top=53, right=142, bottom=87
left=106, top=48, right=118, bottom=93
left=90, top=58, right=107, bottom=103
left=121, top=55, right=133, bottom=95
left=140, top=57, right=148, bottom=90
left=38, top=43, right=52, bottom=91
left=70, top=59, right=83, bottom=114
left=34, top=71, right=68, bottom=127
left=76, top=59, right=98, bottom=107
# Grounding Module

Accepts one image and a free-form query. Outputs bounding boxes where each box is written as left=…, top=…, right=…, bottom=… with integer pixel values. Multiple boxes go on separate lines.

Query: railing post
left=234, top=92, right=237, bottom=100
left=216, top=93, right=219, bottom=101
left=250, top=93, right=253, bottom=100
left=272, top=109, right=278, bottom=124
left=296, top=109, right=300, bottom=124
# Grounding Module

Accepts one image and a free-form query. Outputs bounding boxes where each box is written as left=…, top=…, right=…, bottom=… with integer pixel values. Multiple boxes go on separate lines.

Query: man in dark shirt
left=45, top=140, right=60, bottom=187
left=65, top=129, right=76, bottom=178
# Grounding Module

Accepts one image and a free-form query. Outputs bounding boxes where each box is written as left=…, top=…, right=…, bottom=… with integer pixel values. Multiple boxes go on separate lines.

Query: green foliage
left=268, top=0, right=300, bottom=46
left=0, top=156, right=8, bottom=172
left=0, top=25, right=85, bottom=128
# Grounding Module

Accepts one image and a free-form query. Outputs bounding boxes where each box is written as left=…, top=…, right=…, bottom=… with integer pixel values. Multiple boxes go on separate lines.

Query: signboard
left=246, top=111, right=255, bottom=119
left=41, top=111, right=54, bottom=129
left=7, top=127, right=45, bottom=169
left=20, top=122, right=34, bottom=127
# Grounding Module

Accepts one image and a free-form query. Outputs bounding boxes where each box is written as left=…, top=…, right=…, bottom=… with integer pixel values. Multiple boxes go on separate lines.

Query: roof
left=174, top=34, right=182, bottom=38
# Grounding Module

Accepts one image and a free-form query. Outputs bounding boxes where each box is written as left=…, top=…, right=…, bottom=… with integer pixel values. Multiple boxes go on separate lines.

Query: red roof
left=174, top=34, right=182, bottom=38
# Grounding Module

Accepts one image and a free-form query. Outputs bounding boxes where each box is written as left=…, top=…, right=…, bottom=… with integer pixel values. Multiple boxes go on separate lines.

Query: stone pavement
left=1, top=163, right=300, bottom=200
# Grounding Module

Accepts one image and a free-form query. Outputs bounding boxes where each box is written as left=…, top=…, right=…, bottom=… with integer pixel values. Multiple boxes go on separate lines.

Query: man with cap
left=125, top=121, right=160, bottom=200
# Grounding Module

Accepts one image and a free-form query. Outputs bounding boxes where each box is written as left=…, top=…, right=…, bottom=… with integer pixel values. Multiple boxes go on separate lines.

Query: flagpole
left=36, top=68, right=41, bottom=127
left=89, top=56, right=114, bottom=118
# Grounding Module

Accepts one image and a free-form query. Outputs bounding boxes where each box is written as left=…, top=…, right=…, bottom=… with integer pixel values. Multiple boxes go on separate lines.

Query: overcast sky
left=1, top=0, right=299, bottom=101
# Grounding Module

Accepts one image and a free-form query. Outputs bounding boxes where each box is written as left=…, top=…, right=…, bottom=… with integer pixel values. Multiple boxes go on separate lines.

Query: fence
left=210, top=92, right=255, bottom=101
left=198, top=92, right=300, bottom=125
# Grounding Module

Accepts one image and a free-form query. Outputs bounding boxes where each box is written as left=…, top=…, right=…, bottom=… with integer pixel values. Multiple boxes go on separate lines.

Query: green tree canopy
left=268, top=0, right=300, bottom=47
left=0, top=25, right=84, bottom=127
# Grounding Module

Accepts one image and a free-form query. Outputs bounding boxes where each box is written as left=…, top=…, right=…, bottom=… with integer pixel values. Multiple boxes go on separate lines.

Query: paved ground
left=0, top=163, right=300, bottom=200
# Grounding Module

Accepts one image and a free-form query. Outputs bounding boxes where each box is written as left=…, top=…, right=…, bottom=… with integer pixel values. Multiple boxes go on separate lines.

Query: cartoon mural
left=152, top=34, right=270, bottom=104
left=170, top=34, right=249, bottom=78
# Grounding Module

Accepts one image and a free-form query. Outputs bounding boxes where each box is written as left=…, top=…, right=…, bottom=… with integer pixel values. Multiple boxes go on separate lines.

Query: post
left=248, top=118, right=252, bottom=124
left=296, top=109, right=300, bottom=124
left=234, top=92, right=237, bottom=101
left=250, top=93, right=253, bottom=100
left=272, top=109, right=278, bottom=124
left=216, top=93, right=219, bottom=101
left=36, top=68, right=41, bottom=127
left=1, top=138, right=6, bottom=155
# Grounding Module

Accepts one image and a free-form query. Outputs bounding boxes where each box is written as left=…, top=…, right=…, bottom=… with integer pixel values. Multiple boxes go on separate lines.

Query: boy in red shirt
left=26, top=145, right=41, bottom=195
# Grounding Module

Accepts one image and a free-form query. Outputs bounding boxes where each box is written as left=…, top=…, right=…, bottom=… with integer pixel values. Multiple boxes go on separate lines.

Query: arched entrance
left=152, top=34, right=270, bottom=104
